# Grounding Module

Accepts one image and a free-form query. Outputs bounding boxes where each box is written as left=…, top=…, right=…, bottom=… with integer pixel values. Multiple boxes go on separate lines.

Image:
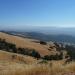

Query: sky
left=0, top=0, right=75, bottom=30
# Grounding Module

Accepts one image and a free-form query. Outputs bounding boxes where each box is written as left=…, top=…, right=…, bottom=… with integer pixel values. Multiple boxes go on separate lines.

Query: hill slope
left=4, top=31, right=75, bottom=43
left=0, top=50, right=37, bottom=64
left=0, top=32, right=51, bottom=56
left=0, top=50, right=75, bottom=75
left=0, top=32, right=75, bottom=75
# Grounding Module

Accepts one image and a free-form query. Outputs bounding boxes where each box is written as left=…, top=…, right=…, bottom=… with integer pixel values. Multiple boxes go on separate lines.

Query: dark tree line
left=65, top=45, right=75, bottom=60
left=40, top=41, right=47, bottom=45
left=0, top=38, right=75, bottom=61
left=0, top=39, right=17, bottom=53
left=17, top=48, right=41, bottom=58
left=54, top=42, right=75, bottom=61
left=43, top=52, right=63, bottom=60
left=0, top=39, right=63, bottom=60
left=0, top=38, right=41, bottom=59
left=54, top=42, right=65, bottom=51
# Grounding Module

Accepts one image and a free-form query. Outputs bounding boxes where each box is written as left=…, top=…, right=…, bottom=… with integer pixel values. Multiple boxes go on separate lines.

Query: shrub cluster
left=54, top=42, right=75, bottom=60
left=43, top=52, right=63, bottom=60
left=0, top=38, right=41, bottom=59
left=65, top=45, right=75, bottom=60
left=0, top=38, right=75, bottom=61
left=40, top=41, right=47, bottom=45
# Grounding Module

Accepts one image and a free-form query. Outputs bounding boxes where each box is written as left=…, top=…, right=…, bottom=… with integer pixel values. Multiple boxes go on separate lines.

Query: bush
left=40, top=41, right=47, bottom=45
left=30, top=49, right=41, bottom=58
left=0, top=38, right=41, bottom=59
left=65, top=45, right=75, bottom=60
left=43, top=53, right=63, bottom=61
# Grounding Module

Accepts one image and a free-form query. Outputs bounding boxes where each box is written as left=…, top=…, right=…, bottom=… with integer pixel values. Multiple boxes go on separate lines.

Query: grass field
left=0, top=50, right=75, bottom=75
left=0, top=59, right=75, bottom=75
left=0, top=32, right=50, bottom=56
left=0, top=32, right=75, bottom=75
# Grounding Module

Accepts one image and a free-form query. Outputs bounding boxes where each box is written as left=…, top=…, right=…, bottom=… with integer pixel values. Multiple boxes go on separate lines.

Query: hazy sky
left=0, top=0, right=75, bottom=30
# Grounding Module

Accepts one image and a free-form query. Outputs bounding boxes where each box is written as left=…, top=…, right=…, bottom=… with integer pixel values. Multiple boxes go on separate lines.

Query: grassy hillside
left=0, top=50, right=75, bottom=75
left=0, top=50, right=37, bottom=64
left=0, top=32, right=63, bottom=57
left=4, top=31, right=75, bottom=43
left=0, top=32, right=75, bottom=75
left=0, top=32, right=50, bottom=56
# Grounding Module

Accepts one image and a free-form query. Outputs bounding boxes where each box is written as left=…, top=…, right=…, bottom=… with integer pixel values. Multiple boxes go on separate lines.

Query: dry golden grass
left=0, top=60, right=75, bottom=75
left=0, top=32, right=75, bottom=75
left=0, top=51, right=75, bottom=75
left=0, top=50, right=37, bottom=64
left=0, top=32, right=50, bottom=56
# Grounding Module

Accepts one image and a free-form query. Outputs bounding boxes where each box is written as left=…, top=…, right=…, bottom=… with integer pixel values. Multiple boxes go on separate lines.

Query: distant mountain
left=1, top=27, right=75, bottom=36
left=22, top=32, right=75, bottom=43
left=1, top=31, right=75, bottom=44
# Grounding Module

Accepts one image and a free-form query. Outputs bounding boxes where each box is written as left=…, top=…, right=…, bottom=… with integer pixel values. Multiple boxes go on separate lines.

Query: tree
left=40, top=41, right=47, bottom=45
left=30, top=50, right=41, bottom=58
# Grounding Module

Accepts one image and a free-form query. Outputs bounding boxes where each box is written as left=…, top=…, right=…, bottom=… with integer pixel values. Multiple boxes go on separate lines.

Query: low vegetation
left=0, top=38, right=41, bottom=59
left=54, top=42, right=75, bottom=61
left=0, top=33, right=75, bottom=75
left=0, top=60, right=75, bottom=75
left=0, top=38, right=75, bottom=62
left=40, top=41, right=47, bottom=45
left=43, top=52, right=63, bottom=60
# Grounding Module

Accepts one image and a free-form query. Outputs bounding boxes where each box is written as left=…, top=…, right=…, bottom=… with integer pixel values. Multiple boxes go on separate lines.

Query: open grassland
left=0, top=32, right=75, bottom=75
left=0, top=50, right=37, bottom=64
left=0, top=32, right=50, bottom=56
left=0, top=50, right=75, bottom=75
left=0, top=60, right=75, bottom=75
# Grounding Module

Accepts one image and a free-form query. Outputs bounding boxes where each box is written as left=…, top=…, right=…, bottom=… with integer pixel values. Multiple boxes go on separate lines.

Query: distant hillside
left=2, top=31, right=75, bottom=43
left=22, top=32, right=75, bottom=43
left=0, top=32, right=68, bottom=60
left=0, top=32, right=75, bottom=60
left=0, top=32, right=51, bottom=56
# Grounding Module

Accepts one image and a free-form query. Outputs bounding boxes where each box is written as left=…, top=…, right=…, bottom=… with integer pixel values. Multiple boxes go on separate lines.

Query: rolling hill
left=0, top=32, right=75, bottom=75
left=0, top=50, right=75, bottom=75
left=2, top=31, right=75, bottom=43
left=0, top=32, right=51, bottom=56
